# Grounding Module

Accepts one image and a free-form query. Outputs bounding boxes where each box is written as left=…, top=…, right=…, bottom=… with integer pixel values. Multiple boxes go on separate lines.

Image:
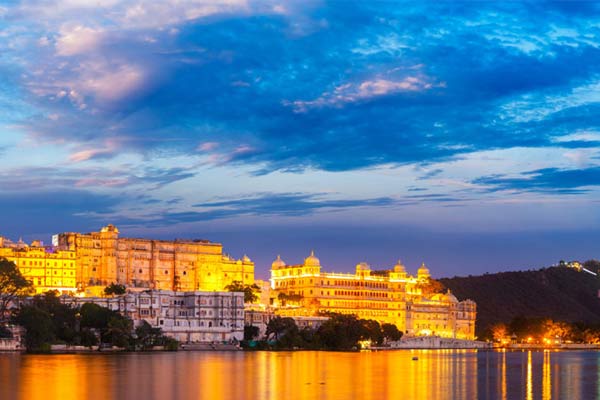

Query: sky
left=1, top=1, right=600, bottom=279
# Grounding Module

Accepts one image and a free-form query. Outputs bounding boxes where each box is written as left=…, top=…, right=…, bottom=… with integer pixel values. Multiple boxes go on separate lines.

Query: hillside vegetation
left=440, top=266, right=600, bottom=336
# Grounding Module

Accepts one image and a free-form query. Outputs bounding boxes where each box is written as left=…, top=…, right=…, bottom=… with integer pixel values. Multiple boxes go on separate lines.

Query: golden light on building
left=0, top=225, right=254, bottom=295
left=0, top=237, right=77, bottom=294
left=270, top=251, right=476, bottom=339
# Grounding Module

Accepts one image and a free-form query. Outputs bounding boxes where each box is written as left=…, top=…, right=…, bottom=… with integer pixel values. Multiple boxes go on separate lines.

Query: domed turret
left=101, top=224, right=119, bottom=233
left=242, top=255, right=252, bottom=263
left=304, top=250, right=320, bottom=267
left=356, top=262, right=369, bottom=270
left=356, top=262, right=371, bottom=277
left=417, top=262, right=430, bottom=280
left=394, top=260, right=406, bottom=273
left=271, top=255, right=286, bottom=269
left=445, top=289, right=458, bottom=303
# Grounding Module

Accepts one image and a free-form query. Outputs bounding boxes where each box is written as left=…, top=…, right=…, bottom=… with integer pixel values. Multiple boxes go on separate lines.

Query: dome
left=445, top=289, right=458, bottom=303
left=242, top=255, right=252, bottom=263
left=101, top=224, right=119, bottom=233
left=356, top=262, right=370, bottom=271
left=304, top=250, right=321, bottom=267
left=417, top=262, right=430, bottom=277
left=394, top=260, right=406, bottom=273
left=271, top=255, right=286, bottom=269
left=431, top=290, right=458, bottom=303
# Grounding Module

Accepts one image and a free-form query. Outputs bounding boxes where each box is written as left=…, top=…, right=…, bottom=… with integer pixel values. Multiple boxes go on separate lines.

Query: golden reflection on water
left=542, top=350, right=551, bottom=400
left=501, top=349, right=507, bottom=400
left=0, top=350, right=598, bottom=400
left=526, top=351, right=533, bottom=400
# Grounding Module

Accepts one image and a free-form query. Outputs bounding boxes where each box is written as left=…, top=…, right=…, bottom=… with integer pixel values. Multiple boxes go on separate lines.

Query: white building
left=62, top=290, right=245, bottom=343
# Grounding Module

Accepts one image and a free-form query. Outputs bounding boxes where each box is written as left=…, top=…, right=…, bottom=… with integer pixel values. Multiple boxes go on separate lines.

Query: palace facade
left=60, top=290, right=245, bottom=343
left=0, top=238, right=77, bottom=294
left=0, top=225, right=254, bottom=294
left=270, top=252, right=476, bottom=339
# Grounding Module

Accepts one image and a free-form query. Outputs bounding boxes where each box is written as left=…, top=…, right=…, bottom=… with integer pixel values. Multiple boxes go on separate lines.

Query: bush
left=0, top=325, right=12, bottom=338
left=164, top=337, right=179, bottom=351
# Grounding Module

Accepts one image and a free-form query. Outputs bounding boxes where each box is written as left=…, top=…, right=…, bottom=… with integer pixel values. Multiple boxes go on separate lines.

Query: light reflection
left=501, top=350, right=507, bottom=400
left=0, top=350, right=599, bottom=400
left=542, top=350, right=551, bottom=400
left=527, top=351, right=533, bottom=400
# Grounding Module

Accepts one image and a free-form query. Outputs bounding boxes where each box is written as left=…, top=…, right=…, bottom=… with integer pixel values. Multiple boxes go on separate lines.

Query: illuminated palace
left=0, top=225, right=254, bottom=294
left=270, top=252, right=476, bottom=339
left=0, top=238, right=77, bottom=294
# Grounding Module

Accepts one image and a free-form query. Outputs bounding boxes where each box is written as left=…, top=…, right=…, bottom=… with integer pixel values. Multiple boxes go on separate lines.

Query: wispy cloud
left=288, top=76, right=441, bottom=112
left=474, top=167, right=600, bottom=194
left=193, top=192, right=396, bottom=217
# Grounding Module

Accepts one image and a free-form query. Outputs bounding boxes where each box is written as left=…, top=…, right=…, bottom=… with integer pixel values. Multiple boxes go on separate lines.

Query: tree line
left=244, top=313, right=403, bottom=351
left=489, top=316, right=600, bottom=344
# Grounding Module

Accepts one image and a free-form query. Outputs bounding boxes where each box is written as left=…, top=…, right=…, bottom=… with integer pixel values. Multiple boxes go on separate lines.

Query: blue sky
left=1, top=1, right=600, bottom=279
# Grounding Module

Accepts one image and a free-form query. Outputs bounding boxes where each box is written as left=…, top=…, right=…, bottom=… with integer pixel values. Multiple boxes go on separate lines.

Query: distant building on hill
left=270, top=252, right=476, bottom=340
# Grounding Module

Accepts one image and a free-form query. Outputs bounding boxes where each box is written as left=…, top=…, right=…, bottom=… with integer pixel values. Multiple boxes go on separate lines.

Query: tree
left=104, top=283, right=126, bottom=296
left=491, top=323, right=508, bottom=342
left=80, top=303, right=114, bottom=329
left=31, top=291, right=78, bottom=344
left=416, top=277, right=446, bottom=295
left=13, top=305, right=55, bottom=352
left=543, top=320, right=572, bottom=341
left=106, top=316, right=133, bottom=348
left=244, top=325, right=260, bottom=341
left=225, top=281, right=261, bottom=303
left=382, top=323, right=402, bottom=342
left=79, top=328, right=98, bottom=347
left=266, top=316, right=297, bottom=341
left=135, top=320, right=167, bottom=350
left=80, top=302, right=134, bottom=347
left=360, top=319, right=383, bottom=345
left=0, top=258, right=33, bottom=322
left=316, top=313, right=365, bottom=350
left=0, top=325, right=12, bottom=338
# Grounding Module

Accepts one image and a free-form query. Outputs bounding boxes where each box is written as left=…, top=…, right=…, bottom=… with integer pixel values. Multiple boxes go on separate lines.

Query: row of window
left=329, top=300, right=390, bottom=309
left=18, top=260, right=74, bottom=267
left=332, top=290, right=389, bottom=298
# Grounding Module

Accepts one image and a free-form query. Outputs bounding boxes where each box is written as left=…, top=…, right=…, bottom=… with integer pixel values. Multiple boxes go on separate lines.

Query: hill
left=439, top=267, right=600, bottom=336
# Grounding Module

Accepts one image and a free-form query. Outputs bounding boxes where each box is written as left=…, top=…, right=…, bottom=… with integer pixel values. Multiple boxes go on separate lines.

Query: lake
left=0, top=349, right=597, bottom=399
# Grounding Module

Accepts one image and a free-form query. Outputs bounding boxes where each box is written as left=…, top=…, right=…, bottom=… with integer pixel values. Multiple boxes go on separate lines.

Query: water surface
left=0, top=350, right=597, bottom=399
